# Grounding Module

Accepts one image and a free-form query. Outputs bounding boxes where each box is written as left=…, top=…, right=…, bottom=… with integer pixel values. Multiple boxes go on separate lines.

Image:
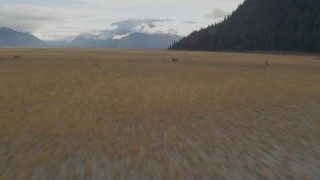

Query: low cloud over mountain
left=77, top=19, right=178, bottom=40
left=67, top=19, right=182, bottom=49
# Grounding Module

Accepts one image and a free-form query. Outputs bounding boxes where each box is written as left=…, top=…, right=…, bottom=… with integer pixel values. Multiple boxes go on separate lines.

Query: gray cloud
left=184, top=21, right=197, bottom=24
left=111, top=18, right=172, bottom=27
left=0, top=6, right=57, bottom=32
left=0, top=4, right=124, bottom=40
left=204, top=8, right=228, bottom=19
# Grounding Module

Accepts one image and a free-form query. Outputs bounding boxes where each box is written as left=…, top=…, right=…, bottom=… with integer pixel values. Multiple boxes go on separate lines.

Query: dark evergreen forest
left=169, top=0, right=320, bottom=52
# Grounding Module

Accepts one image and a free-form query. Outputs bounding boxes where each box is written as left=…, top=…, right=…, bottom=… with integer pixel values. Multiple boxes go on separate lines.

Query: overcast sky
left=0, top=0, right=244, bottom=41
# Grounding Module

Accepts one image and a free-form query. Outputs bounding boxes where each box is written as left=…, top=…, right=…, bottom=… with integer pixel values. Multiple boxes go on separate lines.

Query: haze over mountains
left=170, top=0, right=320, bottom=52
left=0, top=19, right=182, bottom=49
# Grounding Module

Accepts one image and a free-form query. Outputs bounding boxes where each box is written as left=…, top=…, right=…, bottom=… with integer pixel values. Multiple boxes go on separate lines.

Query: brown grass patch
left=0, top=48, right=319, bottom=179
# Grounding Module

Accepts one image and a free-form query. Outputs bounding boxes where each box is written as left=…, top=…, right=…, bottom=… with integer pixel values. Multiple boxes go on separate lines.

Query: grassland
left=0, top=48, right=319, bottom=179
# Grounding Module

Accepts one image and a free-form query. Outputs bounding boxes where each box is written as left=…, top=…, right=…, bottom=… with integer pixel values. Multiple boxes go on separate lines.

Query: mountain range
left=66, top=19, right=181, bottom=48
left=0, top=19, right=182, bottom=49
left=169, top=0, right=320, bottom=53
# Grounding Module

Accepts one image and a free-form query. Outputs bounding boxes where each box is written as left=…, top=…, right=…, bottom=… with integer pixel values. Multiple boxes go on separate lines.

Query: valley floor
left=0, top=48, right=319, bottom=179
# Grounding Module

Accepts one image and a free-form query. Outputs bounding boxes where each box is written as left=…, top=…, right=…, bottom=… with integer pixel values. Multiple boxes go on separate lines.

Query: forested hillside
left=169, top=0, right=320, bottom=52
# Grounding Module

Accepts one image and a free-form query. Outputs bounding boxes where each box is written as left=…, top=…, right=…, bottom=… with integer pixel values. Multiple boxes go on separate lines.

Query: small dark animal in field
left=94, top=63, right=99, bottom=66
left=14, top=55, right=21, bottom=59
left=264, top=61, right=269, bottom=67
left=171, top=58, right=179, bottom=62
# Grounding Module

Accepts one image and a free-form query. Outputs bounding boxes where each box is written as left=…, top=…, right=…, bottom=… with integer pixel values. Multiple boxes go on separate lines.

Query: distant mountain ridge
left=0, top=19, right=182, bottom=49
left=169, top=0, right=320, bottom=52
left=67, top=19, right=181, bottom=49
left=0, top=27, right=46, bottom=47
left=68, top=33, right=181, bottom=49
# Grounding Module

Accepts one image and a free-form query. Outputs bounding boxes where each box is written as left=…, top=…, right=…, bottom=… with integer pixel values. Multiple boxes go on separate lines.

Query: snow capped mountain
left=0, top=19, right=186, bottom=48
left=79, top=19, right=179, bottom=40
left=68, top=19, right=182, bottom=49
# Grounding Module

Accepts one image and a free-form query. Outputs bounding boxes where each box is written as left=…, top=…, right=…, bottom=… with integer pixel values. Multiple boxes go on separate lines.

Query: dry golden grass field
left=0, top=48, right=320, bottom=179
